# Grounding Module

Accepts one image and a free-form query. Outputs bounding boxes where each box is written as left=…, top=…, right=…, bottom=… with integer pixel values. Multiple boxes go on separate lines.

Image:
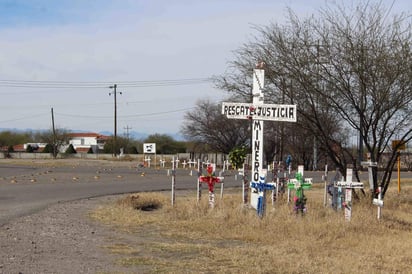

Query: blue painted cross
left=250, top=173, right=276, bottom=218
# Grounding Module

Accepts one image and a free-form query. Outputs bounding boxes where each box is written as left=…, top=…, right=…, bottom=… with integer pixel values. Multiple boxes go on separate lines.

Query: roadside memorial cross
left=287, top=166, right=313, bottom=214
left=334, top=168, right=363, bottom=221
left=361, top=159, right=383, bottom=219
left=188, top=159, right=197, bottom=168
left=144, top=157, right=151, bottom=168
left=250, top=172, right=275, bottom=218
left=199, top=164, right=224, bottom=208
left=361, top=157, right=378, bottom=191
left=221, top=64, right=297, bottom=216
left=287, top=165, right=312, bottom=204
left=160, top=159, right=166, bottom=168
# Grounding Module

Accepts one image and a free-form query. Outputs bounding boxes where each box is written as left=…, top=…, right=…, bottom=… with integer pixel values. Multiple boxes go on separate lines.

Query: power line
left=0, top=77, right=212, bottom=89
left=0, top=112, right=49, bottom=123
left=54, top=107, right=195, bottom=119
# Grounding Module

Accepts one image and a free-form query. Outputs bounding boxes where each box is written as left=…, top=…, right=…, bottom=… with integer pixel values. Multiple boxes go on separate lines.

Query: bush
left=65, top=144, right=77, bottom=154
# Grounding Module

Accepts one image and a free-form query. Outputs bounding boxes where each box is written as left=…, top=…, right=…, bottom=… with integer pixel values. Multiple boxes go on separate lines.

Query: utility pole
left=109, top=84, right=122, bottom=157
left=51, top=107, right=57, bottom=159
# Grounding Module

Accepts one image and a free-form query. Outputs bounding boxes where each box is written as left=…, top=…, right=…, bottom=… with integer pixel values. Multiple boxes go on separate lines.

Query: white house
left=68, top=132, right=110, bottom=153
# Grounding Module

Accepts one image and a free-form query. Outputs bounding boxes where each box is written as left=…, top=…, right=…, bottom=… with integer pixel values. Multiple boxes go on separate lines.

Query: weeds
left=91, top=184, right=412, bottom=273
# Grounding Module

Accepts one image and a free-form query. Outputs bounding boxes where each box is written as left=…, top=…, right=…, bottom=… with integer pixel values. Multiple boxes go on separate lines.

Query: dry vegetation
left=90, top=182, right=412, bottom=273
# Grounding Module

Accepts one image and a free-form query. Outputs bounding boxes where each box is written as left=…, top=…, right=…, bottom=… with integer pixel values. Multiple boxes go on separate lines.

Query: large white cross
left=222, top=66, right=297, bottom=210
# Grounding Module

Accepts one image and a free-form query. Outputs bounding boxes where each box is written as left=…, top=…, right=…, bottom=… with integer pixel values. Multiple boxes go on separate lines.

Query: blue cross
left=250, top=175, right=276, bottom=218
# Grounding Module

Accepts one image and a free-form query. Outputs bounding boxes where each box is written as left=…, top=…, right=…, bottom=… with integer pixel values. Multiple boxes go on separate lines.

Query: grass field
left=90, top=181, right=412, bottom=273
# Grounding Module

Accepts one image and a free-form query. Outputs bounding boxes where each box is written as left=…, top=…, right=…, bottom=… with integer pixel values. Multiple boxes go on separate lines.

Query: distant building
left=68, top=132, right=110, bottom=153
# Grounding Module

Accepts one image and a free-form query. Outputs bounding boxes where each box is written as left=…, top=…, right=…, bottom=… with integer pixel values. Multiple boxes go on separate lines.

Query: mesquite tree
left=215, top=1, right=412, bottom=198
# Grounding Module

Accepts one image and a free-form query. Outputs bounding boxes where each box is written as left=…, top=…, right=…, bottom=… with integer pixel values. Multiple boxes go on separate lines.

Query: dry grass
left=90, top=182, right=412, bottom=273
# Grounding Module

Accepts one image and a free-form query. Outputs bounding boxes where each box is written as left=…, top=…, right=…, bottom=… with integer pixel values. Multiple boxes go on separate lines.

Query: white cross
left=221, top=66, right=297, bottom=211
left=334, top=169, right=363, bottom=221
left=188, top=159, right=197, bottom=168
left=160, top=159, right=166, bottom=168
left=144, top=157, right=151, bottom=168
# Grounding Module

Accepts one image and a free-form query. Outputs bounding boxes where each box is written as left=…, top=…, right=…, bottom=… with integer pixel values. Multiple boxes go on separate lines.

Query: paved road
left=0, top=160, right=243, bottom=226
left=0, top=159, right=409, bottom=226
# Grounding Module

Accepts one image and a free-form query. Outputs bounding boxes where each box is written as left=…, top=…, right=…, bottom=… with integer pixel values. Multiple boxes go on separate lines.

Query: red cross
left=199, top=165, right=222, bottom=192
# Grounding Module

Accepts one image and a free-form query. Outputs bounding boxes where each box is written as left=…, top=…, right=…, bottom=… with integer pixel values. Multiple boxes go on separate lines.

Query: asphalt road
left=0, top=160, right=244, bottom=226
left=0, top=159, right=408, bottom=226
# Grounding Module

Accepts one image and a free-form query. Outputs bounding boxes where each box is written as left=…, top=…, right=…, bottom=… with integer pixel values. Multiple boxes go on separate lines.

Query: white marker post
left=323, top=165, right=328, bottom=207
left=222, top=64, right=297, bottom=214
left=334, top=169, right=364, bottom=221
left=197, top=159, right=202, bottom=202
left=373, top=186, right=384, bottom=220
left=171, top=156, right=176, bottom=206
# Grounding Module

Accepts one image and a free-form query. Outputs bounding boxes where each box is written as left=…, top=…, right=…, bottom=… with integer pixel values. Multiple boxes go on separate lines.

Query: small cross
left=250, top=173, right=275, bottom=218
left=199, top=165, right=224, bottom=208
left=334, top=169, right=363, bottom=221
left=288, top=172, right=312, bottom=214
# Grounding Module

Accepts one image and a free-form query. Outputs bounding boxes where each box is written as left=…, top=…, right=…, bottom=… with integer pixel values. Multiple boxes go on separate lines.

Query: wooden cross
left=199, top=164, right=224, bottom=208
left=144, top=157, right=151, bottom=168
left=288, top=171, right=312, bottom=214
left=334, top=168, right=363, bottom=221
left=250, top=172, right=275, bottom=218
left=287, top=165, right=312, bottom=204
left=221, top=65, right=297, bottom=215
left=160, top=159, right=166, bottom=168
left=188, top=159, right=197, bottom=168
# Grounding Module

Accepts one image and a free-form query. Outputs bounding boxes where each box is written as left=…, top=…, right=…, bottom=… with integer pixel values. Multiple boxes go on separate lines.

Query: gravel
left=0, top=196, right=131, bottom=274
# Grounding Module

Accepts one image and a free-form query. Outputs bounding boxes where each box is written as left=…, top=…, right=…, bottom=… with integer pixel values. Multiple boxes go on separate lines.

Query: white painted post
left=171, top=156, right=176, bottom=206
left=197, top=158, right=201, bottom=202
left=145, top=156, right=151, bottom=168
left=373, top=186, right=384, bottom=220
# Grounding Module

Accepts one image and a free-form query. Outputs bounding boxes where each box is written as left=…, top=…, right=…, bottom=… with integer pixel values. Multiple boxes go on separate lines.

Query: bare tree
left=37, top=128, right=70, bottom=157
left=181, top=99, right=250, bottom=154
left=215, top=1, right=412, bottom=199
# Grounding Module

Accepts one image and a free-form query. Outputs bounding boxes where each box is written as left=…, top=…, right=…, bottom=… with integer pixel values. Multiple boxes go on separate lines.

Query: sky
left=0, top=0, right=410, bottom=139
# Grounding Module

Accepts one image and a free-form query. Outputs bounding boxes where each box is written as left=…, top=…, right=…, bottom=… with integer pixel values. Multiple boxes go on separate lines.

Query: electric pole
left=109, top=84, right=122, bottom=157
left=51, top=107, right=57, bottom=159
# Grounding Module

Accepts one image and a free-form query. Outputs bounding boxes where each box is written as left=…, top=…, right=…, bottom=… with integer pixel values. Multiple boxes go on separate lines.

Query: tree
left=0, top=131, right=33, bottom=147
left=215, top=1, right=412, bottom=198
left=42, top=144, right=54, bottom=154
left=144, top=134, right=185, bottom=154
left=65, top=144, right=77, bottom=154
left=37, top=128, right=70, bottom=158
left=181, top=99, right=250, bottom=154
left=228, top=146, right=247, bottom=169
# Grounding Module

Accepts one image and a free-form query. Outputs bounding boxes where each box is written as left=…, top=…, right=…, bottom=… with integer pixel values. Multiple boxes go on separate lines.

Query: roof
left=69, top=132, right=110, bottom=139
